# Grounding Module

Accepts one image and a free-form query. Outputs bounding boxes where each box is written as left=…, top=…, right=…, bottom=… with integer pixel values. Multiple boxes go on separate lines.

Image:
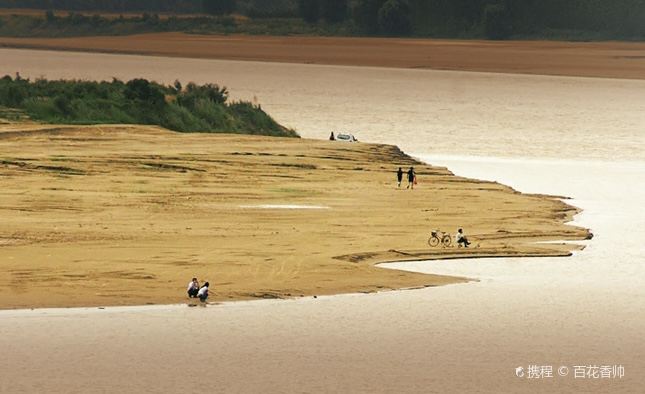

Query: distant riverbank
left=2, top=33, right=645, bottom=80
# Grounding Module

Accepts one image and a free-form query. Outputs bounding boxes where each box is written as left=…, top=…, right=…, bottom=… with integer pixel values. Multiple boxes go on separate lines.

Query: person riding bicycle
left=456, top=228, right=471, bottom=248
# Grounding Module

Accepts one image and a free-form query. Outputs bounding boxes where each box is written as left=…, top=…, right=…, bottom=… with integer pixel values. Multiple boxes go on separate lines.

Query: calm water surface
left=1, top=48, right=644, bottom=393
left=1, top=48, right=644, bottom=160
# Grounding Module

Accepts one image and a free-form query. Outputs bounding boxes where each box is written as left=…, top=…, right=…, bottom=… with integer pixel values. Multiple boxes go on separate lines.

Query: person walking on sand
left=397, top=167, right=403, bottom=188
left=187, top=277, right=200, bottom=298
left=406, top=167, right=416, bottom=189
left=197, top=282, right=210, bottom=302
left=456, top=228, right=472, bottom=248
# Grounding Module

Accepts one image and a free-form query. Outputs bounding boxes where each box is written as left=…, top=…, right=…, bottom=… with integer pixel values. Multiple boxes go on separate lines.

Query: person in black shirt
left=406, top=167, right=415, bottom=189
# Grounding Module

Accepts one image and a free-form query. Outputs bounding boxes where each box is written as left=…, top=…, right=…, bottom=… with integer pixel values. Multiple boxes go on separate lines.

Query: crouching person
left=198, top=282, right=210, bottom=303
left=456, top=228, right=471, bottom=248
left=187, top=277, right=200, bottom=298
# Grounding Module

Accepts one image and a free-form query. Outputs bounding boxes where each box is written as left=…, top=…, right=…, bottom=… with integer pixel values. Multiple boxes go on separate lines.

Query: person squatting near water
left=197, top=282, right=210, bottom=302
left=187, top=277, right=200, bottom=298
left=188, top=278, right=210, bottom=302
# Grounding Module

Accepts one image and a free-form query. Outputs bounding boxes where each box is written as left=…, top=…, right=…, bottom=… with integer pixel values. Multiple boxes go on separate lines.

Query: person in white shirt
left=187, top=278, right=200, bottom=298
left=456, top=228, right=471, bottom=248
left=197, top=282, right=210, bottom=302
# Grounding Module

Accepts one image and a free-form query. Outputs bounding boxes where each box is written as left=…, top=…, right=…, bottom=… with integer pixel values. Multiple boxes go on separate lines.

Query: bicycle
left=428, top=230, right=452, bottom=248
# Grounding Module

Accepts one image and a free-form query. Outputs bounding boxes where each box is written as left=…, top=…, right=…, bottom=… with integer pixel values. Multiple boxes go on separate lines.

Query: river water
left=1, top=48, right=644, bottom=393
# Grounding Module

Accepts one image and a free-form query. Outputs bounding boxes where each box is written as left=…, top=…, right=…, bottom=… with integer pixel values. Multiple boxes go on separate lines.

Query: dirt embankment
left=1, top=32, right=645, bottom=79
left=0, top=123, right=589, bottom=309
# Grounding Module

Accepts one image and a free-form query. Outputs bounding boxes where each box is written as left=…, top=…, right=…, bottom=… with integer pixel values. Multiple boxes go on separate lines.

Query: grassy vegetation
left=0, top=0, right=298, bottom=16
left=0, top=75, right=298, bottom=137
left=1, top=9, right=644, bottom=42
left=0, top=11, right=356, bottom=37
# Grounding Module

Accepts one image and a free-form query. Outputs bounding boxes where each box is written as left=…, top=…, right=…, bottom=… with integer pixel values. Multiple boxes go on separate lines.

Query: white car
left=336, top=133, right=358, bottom=142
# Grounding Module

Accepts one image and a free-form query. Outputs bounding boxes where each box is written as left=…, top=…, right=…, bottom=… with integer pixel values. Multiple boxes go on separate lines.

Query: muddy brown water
left=1, top=48, right=644, bottom=393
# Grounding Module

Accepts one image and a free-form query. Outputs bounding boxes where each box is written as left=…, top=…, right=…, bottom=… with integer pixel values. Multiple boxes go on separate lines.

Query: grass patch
left=270, top=187, right=321, bottom=197
left=0, top=105, right=29, bottom=121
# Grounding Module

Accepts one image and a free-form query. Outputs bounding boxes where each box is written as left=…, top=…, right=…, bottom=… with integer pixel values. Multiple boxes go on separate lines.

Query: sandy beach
left=0, top=123, right=587, bottom=309
left=2, top=32, right=645, bottom=79
left=2, top=156, right=642, bottom=394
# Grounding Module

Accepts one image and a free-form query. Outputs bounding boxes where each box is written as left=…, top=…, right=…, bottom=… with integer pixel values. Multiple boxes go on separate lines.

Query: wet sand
left=0, top=123, right=587, bottom=309
left=2, top=32, right=645, bottom=79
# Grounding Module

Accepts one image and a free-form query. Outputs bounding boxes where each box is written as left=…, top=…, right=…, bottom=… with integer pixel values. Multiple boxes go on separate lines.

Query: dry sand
left=1, top=33, right=645, bottom=79
left=0, top=123, right=588, bottom=309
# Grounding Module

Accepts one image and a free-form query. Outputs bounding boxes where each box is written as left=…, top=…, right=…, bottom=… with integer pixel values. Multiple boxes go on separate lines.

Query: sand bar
left=2, top=32, right=645, bottom=79
left=0, top=123, right=588, bottom=309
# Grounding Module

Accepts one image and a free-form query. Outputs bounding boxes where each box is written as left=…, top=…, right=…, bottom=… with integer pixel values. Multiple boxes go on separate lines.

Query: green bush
left=45, top=10, right=55, bottom=23
left=483, top=3, right=512, bottom=40
left=202, top=0, right=236, bottom=15
left=0, top=76, right=297, bottom=137
left=377, top=0, right=411, bottom=35
left=353, top=0, right=385, bottom=34
left=177, top=82, right=228, bottom=108
left=2, top=0, right=645, bottom=40
left=240, top=0, right=298, bottom=18
left=298, top=0, right=321, bottom=23
left=322, top=0, right=348, bottom=23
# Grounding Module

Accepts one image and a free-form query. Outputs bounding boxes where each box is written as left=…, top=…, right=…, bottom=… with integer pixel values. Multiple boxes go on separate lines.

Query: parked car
left=336, top=133, right=358, bottom=142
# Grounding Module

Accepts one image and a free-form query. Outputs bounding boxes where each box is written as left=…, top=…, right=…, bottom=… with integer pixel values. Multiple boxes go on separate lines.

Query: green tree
left=124, top=79, right=165, bottom=108
left=377, top=0, right=411, bottom=35
left=53, top=95, right=72, bottom=116
left=45, top=9, right=56, bottom=23
left=5, top=85, right=26, bottom=107
left=0, top=76, right=295, bottom=136
left=177, top=82, right=228, bottom=109
left=298, top=0, right=321, bottom=23
left=322, top=0, right=348, bottom=23
left=353, top=0, right=385, bottom=34
left=483, top=3, right=512, bottom=39
left=202, top=0, right=236, bottom=15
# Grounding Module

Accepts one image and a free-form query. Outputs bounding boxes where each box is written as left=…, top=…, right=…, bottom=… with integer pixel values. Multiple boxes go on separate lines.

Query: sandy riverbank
left=0, top=122, right=588, bottom=309
left=1, top=32, right=645, bottom=79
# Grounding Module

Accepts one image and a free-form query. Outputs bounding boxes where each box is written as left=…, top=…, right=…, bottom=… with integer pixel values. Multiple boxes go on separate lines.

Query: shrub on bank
left=0, top=76, right=298, bottom=137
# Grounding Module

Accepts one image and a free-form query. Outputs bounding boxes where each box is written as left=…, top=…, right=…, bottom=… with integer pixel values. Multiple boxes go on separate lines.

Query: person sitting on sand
left=456, top=228, right=471, bottom=248
left=187, top=277, right=200, bottom=298
left=329, top=131, right=335, bottom=141
left=406, top=167, right=415, bottom=189
left=197, top=282, right=210, bottom=302
left=397, top=167, right=403, bottom=188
